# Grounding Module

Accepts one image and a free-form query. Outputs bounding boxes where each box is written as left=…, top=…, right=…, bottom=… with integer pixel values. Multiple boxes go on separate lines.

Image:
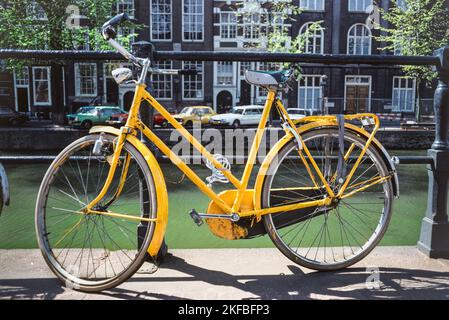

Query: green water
left=0, top=150, right=430, bottom=249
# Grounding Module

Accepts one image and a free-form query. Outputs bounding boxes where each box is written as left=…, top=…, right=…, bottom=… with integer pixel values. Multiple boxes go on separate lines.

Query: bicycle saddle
left=245, top=69, right=293, bottom=90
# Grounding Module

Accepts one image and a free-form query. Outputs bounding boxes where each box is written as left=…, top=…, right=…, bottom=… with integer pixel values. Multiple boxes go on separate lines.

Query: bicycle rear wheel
left=35, top=134, right=157, bottom=292
left=261, top=128, right=394, bottom=271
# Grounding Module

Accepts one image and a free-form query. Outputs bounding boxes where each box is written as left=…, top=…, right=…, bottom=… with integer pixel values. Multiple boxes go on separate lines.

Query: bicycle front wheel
left=35, top=134, right=157, bottom=292
left=261, top=128, right=394, bottom=271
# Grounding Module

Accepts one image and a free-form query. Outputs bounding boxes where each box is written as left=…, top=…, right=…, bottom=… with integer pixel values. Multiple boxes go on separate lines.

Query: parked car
left=0, top=106, right=29, bottom=126
left=173, top=106, right=216, bottom=127
left=287, top=108, right=308, bottom=122
left=210, top=105, right=264, bottom=128
left=67, top=106, right=125, bottom=129
left=107, top=110, right=175, bottom=128
left=106, top=111, right=129, bottom=127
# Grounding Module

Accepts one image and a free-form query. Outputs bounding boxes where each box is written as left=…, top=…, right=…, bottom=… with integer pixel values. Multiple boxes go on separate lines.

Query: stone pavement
left=0, top=247, right=448, bottom=300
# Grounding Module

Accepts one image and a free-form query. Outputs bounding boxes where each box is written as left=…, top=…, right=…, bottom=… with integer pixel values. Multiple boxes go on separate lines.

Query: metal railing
left=0, top=45, right=448, bottom=258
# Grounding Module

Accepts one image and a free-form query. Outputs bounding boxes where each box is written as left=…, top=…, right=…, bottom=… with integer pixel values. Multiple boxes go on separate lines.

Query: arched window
left=347, top=24, right=371, bottom=55
left=299, top=22, right=324, bottom=54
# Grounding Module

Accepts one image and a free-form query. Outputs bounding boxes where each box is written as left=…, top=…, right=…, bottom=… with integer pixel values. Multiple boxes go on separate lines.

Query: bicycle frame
left=84, top=82, right=390, bottom=221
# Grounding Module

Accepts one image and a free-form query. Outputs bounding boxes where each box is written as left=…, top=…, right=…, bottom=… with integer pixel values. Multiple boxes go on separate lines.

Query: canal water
left=0, top=150, right=432, bottom=249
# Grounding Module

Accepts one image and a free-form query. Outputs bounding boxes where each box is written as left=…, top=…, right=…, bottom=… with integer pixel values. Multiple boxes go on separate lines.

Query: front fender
left=90, top=126, right=168, bottom=257
left=0, top=162, right=10, bottom=208
left=254, top=122, right=399, bottom=212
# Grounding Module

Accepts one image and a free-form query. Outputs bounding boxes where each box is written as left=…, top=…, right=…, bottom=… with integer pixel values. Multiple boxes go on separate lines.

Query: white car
left=286, top=108, right=308, bottom=122
left=210, top=105, right=264, bottom=128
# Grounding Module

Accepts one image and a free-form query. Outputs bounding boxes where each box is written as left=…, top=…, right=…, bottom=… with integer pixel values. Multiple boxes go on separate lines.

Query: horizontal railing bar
left=0, top=49, right=440, bottom=67
left=0, top=155, right=435, bottom=165
left=392, top=156, right=434, bottom=165
left=154, top=51, right=439, bottom=66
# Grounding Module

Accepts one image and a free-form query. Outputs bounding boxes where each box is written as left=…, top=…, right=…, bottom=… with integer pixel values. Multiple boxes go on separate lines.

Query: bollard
left=417, top=46, right=449, bottom=258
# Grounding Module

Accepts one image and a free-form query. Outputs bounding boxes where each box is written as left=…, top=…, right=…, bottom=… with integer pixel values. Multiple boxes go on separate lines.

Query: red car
left=107, top=111, right=173, bottom=128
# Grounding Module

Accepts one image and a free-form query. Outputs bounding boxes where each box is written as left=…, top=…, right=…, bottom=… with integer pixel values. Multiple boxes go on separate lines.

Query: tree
left=376, top=0, right=449, bottom=121
left=0, top=0, right=137, bottom=123
left=236, top=0, right=322, bottom=108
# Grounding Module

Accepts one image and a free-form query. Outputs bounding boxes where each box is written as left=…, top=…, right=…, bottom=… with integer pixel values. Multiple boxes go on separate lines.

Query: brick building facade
left=0, top=0, right=438, bottom=119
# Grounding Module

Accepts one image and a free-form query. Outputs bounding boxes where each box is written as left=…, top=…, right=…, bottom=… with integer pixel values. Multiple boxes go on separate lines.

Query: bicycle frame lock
left=1, top=34, right=448, bottom=257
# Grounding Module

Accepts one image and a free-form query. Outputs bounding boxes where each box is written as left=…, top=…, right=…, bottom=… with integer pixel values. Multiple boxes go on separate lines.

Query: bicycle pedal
left=189, top=209, right=204, bottom=226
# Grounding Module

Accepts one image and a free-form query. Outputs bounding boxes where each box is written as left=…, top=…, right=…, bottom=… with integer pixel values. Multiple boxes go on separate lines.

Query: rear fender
left=90, top=126, right=168, bottom=257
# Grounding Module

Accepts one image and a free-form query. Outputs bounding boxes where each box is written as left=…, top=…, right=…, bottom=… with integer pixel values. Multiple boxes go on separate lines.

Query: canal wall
left=0, top=127, right=436, bottom=152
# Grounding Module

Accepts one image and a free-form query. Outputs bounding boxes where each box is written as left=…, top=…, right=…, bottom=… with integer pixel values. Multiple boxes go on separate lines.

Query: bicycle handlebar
left=101, top=14, right=199, bottom=77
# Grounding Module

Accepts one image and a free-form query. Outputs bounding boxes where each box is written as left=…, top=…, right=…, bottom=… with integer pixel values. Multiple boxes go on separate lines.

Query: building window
left=347, top=24, right=371, bottom=55
left=300, top=0, right=325, bottom=11
left=75, top=63, right=97, bottom=97
left=298, top=75, right=322, bottom=111
left=151, top=0, right=172, bottom=41
left=0, top=87, right=9, bottom=96
left=118, top=27, right=136, bottom=47
left=243, top=13, right=262, bottom=40
left=182, top=61, right=203, bottom=99
left=299, top=22, right=324, bottom=54
left=14, top=67, right=29, bottom=86
left=183, top=0, right=204, bottom=41
left=220, top=12, right=237, bottom=40
left=240, top=62, right=253, bottom=77
left=152, top=61, right=173, bottom=99
left=396, top=0, right=408, bottom=10
left=217, top=62, right=233, bottom=86
left=32, top=67, right=51, bottom=105
left=392, top=77, right=416, bottom=112
left=27, top=0, right=47, bottom=20
left=256, top=62, right=281, bottom=101
left=348, top=0, right=372, bottom=12
left=117, top=0, right=135, bottom=18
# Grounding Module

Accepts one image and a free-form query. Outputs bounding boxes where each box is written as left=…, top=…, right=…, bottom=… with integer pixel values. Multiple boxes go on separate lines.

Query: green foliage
left=0, top=0, right=139, bottom=69
left=377, top=0, right=449, bottom=86
left=236, top=1, right=322, bottom=75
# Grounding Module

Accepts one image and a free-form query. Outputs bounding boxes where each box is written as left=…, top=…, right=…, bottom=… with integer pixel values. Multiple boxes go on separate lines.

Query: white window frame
left=396, top=0, right=408, bottom=10
left=182, top=61, right=204, bottom=100
left=299, top=22, right=324, bottom=54
left=182, top=0, right=204, bottom=42
left=32, top=66, right=51, bottom=106
left=347, top=24, right=372, bottom=55
left=74, top=63, right=98, bottom=97
left=242, top=12, right=263, bottom=41
left=300, top=0, right=325, bottom=11
left=298, top=75, right=323, bottom=112
left=392, top=76, right=416, bottom=112
left=14, top=67, right=31, bottom=112
left=150, top=0, right=172, bottom=42
left=220, top=11, right=237, bottom=40
left=116, top=0, right=135, bottom=18
left=152, top=61, right=173, bottom=100
left=348, top=0, right=372, bottom=12
left=28, top=0, right=47, bottom=20
left=215, top=61, right=234, bottom=86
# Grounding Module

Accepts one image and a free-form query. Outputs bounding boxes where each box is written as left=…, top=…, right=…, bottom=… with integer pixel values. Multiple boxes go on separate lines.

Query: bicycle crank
left=189, top=209, right=239, bottom=227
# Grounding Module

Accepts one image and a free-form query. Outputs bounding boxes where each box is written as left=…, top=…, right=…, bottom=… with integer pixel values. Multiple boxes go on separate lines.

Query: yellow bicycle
left=35, top=14, right=399, bottom=292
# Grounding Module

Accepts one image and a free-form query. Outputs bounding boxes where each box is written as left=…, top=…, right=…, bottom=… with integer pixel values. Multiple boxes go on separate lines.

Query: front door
left=345, top=76, right=371, bottom=114
left=240, top=80, right=251, bottom=106
left=217, top=91, right=233, bottom=114
left=16, top=88, right=29, bottom=113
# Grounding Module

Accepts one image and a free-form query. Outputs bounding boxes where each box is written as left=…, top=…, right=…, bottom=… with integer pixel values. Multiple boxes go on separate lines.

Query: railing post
left=417, top=46, right=449, bottom=258
left=133, top=41, right=168, bottom=262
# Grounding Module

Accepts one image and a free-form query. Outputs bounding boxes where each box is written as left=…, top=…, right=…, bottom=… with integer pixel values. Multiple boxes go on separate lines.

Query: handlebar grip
left=178, top=69, right=199, bottom=76
left=101, top=13, right=130, bottom=40
left=102, top=13, right=130, bottom=29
